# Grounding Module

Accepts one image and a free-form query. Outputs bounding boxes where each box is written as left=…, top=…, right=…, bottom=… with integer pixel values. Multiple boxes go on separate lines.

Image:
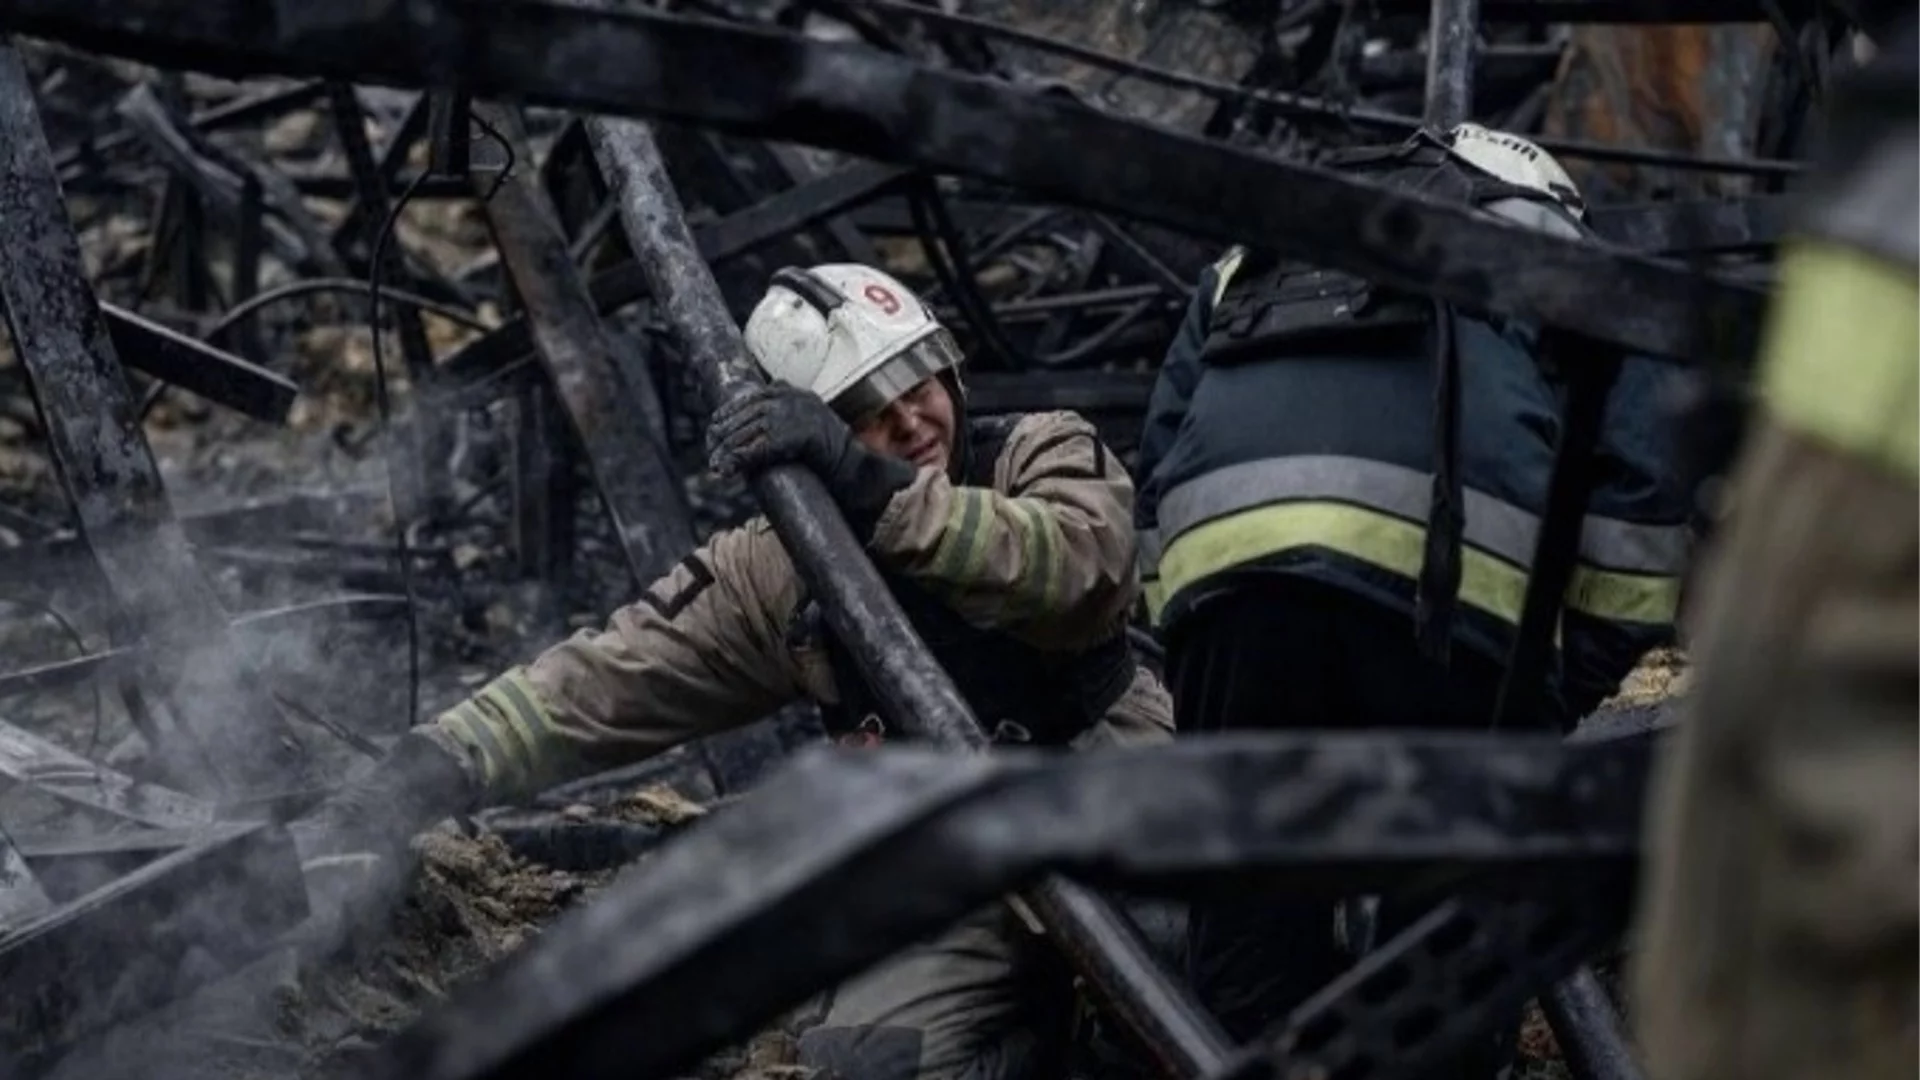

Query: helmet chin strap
left=938, top=368, right=971, bottom=484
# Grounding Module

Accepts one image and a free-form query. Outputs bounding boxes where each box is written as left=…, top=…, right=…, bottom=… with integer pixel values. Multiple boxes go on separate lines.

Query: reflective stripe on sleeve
left=1760, top=240, right=1920, bottom=482
left=930, top=487, right=991, bottom=581
left=431, top=668, right=562, bottom=799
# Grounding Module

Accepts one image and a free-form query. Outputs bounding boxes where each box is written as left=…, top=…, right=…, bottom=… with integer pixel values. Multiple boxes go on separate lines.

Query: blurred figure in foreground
left=1631, top=12, right=1918, bottom=1080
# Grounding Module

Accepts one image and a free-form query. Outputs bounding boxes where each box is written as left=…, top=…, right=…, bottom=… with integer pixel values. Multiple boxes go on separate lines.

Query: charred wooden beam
left=1586, top=195, right=1794, bottom=253
left=0, top=718, right=216, bottom=827
left=288, top=170, right=472, bottom=200
left=1424, top=0, right=1482, bottom=126
left=508, top=382, right=573, bottom=583
left=437, top=160, right=909, bottom=392
left=330, top=93, right=432, bottom=252
left=115, top=80, right=346, bottom=279
left=100, top=302, right=298, bottom=423
left=330, top=81, right=451, bottom=518
left=1215, top=882, right=1635, bottom=1080
left=112, top=81, right=316, bottom=269
left=54, top=78, right=328, bottom=177
left=370, top=728, right=1653, bottom=1080
left=473, top=103, right=695, bottom=587
left=0, top=43, right=302, bottom=798
left=0, top=0, right=1771, bottom=361
left=0, top=821, right=307, bottom=1080
left=11, top=826, right=224, bottom=901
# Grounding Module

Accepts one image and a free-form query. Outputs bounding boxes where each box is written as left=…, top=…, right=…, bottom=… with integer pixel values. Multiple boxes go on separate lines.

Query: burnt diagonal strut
left=0, top=40, right=301, bottom=798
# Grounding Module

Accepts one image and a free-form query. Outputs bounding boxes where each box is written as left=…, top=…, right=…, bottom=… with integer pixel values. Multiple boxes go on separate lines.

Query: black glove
left=287, top=730, right=478, bottom=953
left=291, top=729, right=477, bottom=867
left=706, top=384, right=916, bottom=539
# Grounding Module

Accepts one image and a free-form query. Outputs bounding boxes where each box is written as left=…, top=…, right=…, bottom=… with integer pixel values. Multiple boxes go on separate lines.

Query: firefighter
left=295, top=262, right=1174, bottom=1080
left=1630, top=14, right=1918, bottom=1080
left=1133, top=124, right=1693, bottom=1047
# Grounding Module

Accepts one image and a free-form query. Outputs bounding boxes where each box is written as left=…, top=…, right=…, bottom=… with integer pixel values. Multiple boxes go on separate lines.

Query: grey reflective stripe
left=1159, top=456, right=1539, bottom=568
left=1579, top=515, right=1691, bottom=574
left=1157, top=454, right=1688, bottom=575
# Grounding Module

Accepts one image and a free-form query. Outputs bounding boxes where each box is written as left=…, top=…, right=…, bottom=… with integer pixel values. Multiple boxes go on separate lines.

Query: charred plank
left=1586, top=195, right=1794, bottom=254
left=437, top=159, right=909, bottom=393
left=100, top=302, right=298, bottom=423
left=474, top=104, right=694, bottom=587
left=371, top=729, right=1653, bottom=1080
left=0, top=821, right=307, bottom=1079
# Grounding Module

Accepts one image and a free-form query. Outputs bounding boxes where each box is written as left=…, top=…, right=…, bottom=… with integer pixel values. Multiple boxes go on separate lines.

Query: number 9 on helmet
left=744, top=263, right=966, bottom=424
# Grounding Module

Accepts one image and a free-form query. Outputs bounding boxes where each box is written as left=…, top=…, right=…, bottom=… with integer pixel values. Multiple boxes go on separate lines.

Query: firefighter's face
left=853, top=375, right=955, bottom=472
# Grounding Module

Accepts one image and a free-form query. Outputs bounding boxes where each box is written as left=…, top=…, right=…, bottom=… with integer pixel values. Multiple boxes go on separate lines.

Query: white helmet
left=743, top=263, right=965, bottom=422
left=1442, top=123, right=1587, bottom=238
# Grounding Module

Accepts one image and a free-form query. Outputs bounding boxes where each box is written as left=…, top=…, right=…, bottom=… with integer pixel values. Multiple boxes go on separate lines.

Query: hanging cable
left=136, top=280, right=491, bottom=423
left=366, top=114, right=516, bottom=731
left=369, top=171, right=435, bottom=732
left=205, top=278, right=490, bottom=340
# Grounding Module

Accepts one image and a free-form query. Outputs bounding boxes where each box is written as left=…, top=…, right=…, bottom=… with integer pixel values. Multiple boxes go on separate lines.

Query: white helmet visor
left=829, top=327, right=965, bottom=423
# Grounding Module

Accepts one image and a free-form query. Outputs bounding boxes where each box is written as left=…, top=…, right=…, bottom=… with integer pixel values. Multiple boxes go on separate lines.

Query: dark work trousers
left=1165, top=575, right=1540, bottom=1073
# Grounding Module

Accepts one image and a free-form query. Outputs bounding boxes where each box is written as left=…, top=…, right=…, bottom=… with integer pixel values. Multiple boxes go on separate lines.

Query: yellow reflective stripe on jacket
left=1565, top=566, right=1682, bottom=625
left=1760, top=240, right=1920, bottom=482
left=431, top=668, right=563, bottom=799
left=1012, top=500, right=1066, bottom=616
left=1149, top=500, right=1532, bottom=625
left=1149, top=500, right=1681, bottom=629
left=1154, top=455, right=1687, bottom=577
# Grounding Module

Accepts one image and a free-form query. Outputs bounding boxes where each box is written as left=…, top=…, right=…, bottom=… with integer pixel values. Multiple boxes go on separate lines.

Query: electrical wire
left=205, top=278, right=492, bottom=340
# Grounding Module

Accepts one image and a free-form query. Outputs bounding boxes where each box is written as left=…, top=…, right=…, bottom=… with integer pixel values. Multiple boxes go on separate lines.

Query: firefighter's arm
left=427, top=525, right=804, bottom=804
left=867, top=411, right=1138, bottom=644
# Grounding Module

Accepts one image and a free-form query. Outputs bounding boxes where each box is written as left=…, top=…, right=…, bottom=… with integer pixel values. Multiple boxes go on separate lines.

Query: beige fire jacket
left=425, top=410, right=1175, bottom=803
